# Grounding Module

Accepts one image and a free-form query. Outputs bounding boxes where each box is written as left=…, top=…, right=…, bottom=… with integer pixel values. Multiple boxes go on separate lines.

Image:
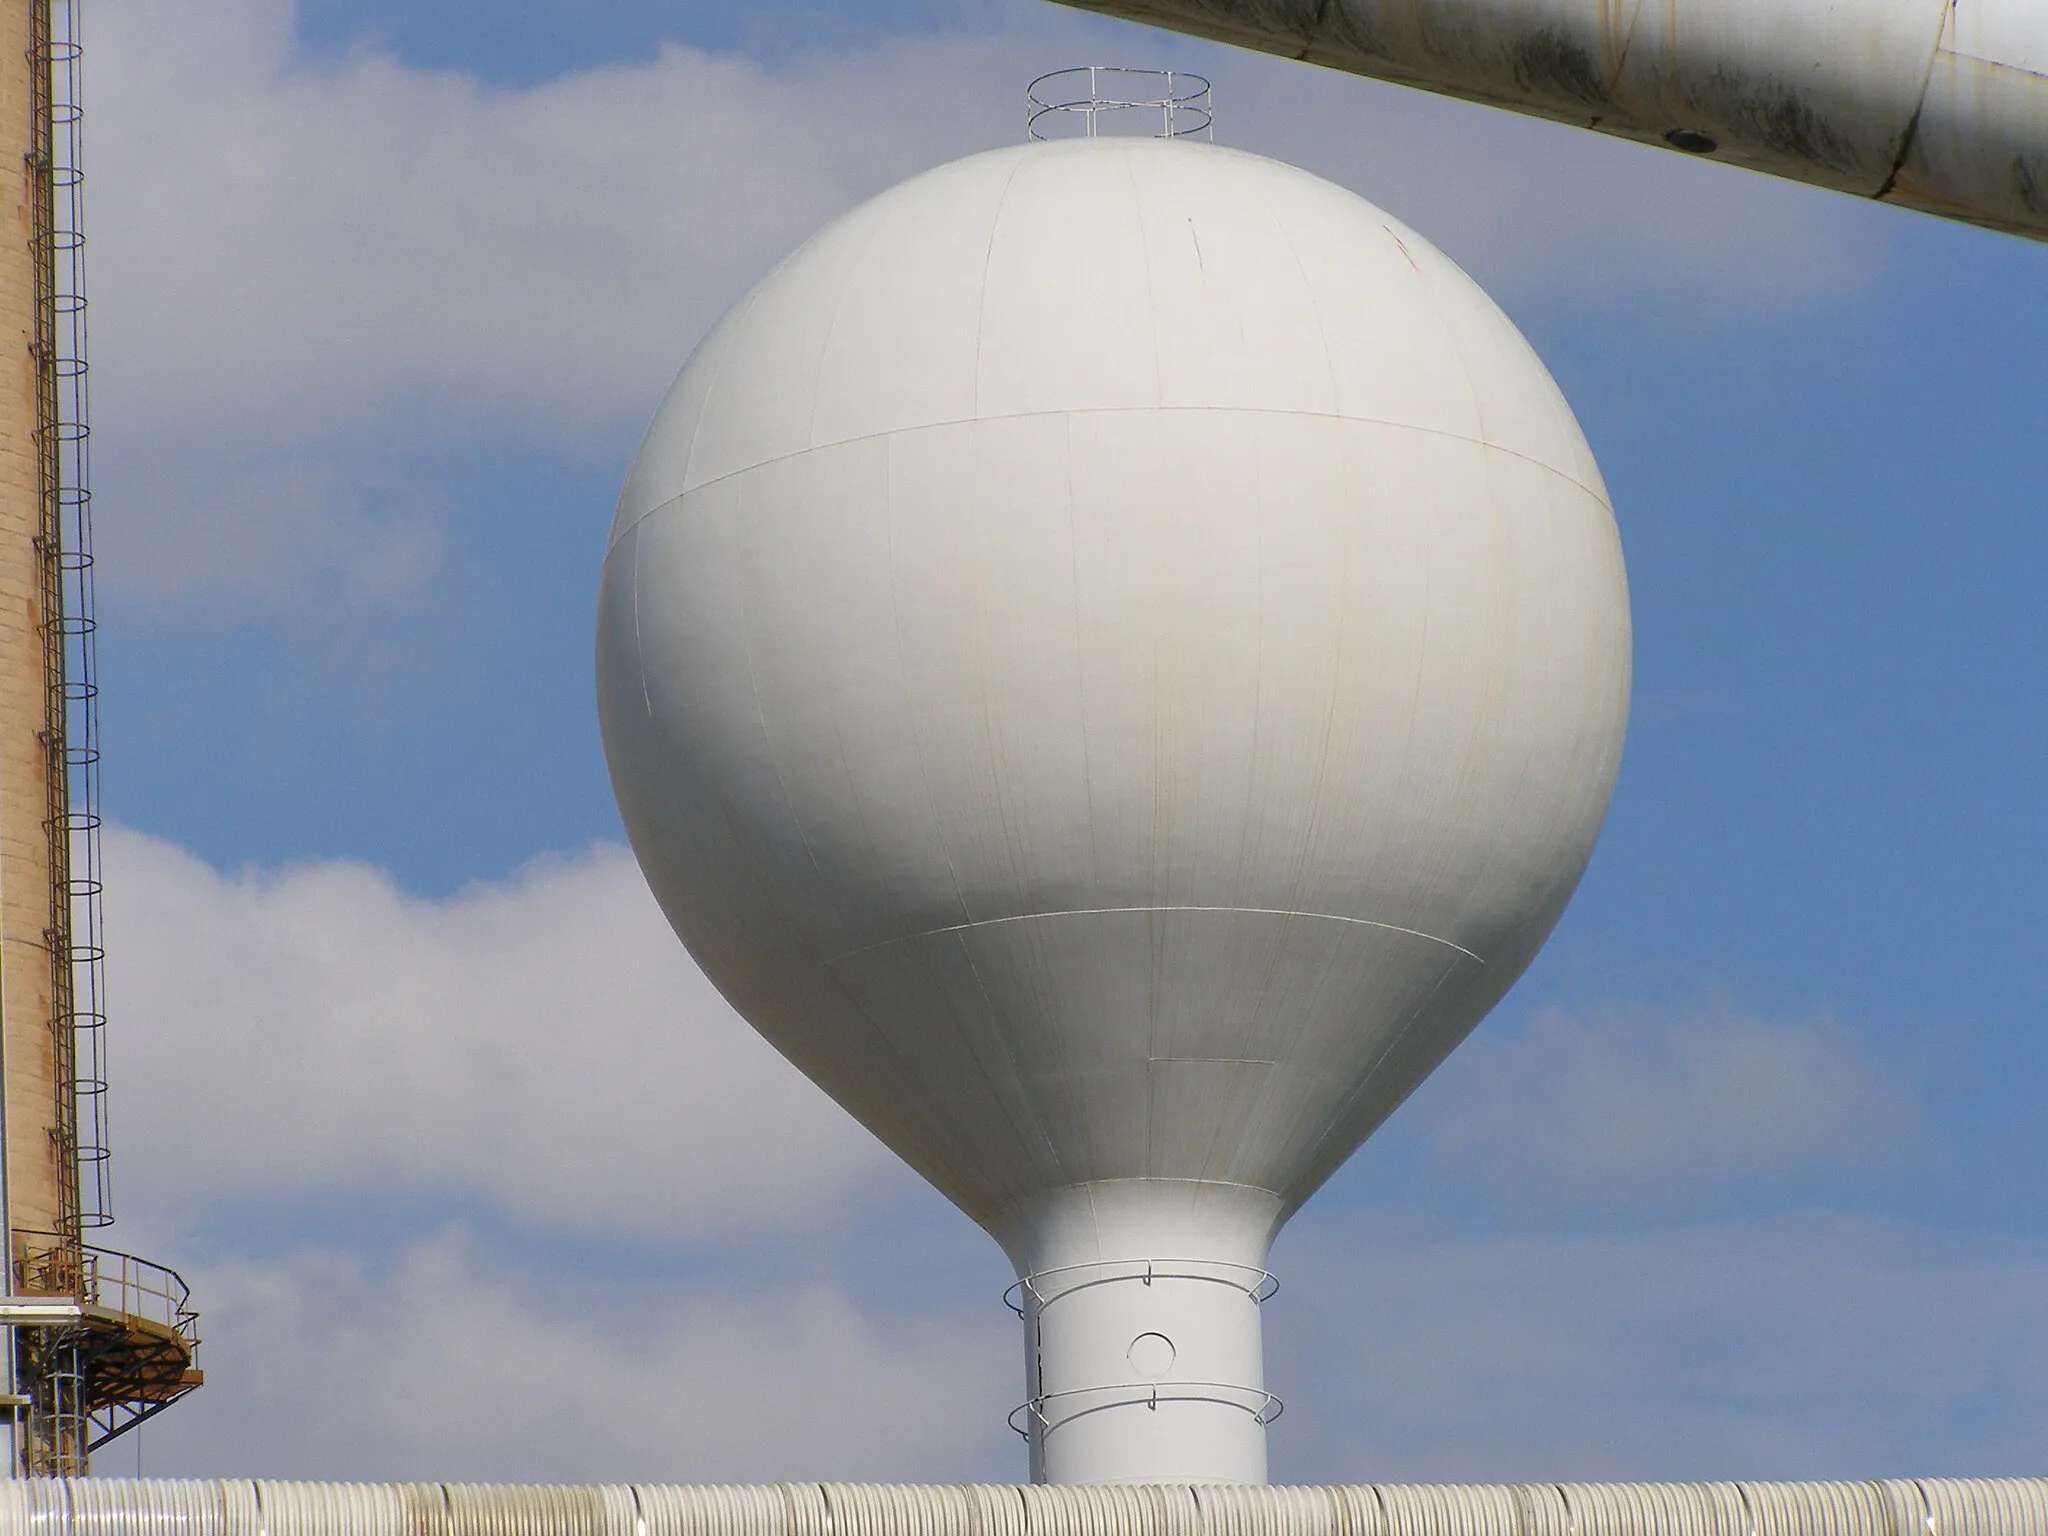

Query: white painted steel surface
left=8, top=1480, right=2048, bottom=1536
left=598, top=136, right=1630, bottom=1482
left=1047, top=0, right=2048, bottom=242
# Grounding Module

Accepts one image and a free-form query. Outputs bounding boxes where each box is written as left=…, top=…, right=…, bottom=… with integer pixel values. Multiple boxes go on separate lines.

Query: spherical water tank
left=598, top=135, right=1630, bottom=1484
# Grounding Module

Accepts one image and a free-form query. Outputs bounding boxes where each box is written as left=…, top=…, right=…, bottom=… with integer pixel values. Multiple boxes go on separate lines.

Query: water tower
left=599, top=73, right=1630, bottom=1484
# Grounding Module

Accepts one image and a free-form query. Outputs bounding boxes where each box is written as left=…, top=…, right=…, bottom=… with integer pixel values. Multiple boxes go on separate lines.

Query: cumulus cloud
left=96, top=825, right=1024, bottom=1479
left=86, top=0, right=1877, bottom=439
left=99, top=451, right=450, bottom=609
left=1268, top=1211, right=2048, bottom=1483
left=101, top=826, right=905, bottom=1242
left=130, top=1228, right=1016, bottom=1482
left=66, top=0, right=1941, bottom=1473
left=1418, top=1002, right=1920, bottom=1203
left=84, top=830, right=2041, bottom=1483
left=82, top=0, right=1887, bottom=611
left=86, top=0, right=1025, bottom=443
left=117, top=1206, right=2048, bottom=1484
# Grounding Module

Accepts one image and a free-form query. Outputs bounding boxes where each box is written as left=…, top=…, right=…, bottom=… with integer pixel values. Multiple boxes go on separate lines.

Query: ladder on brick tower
left=0, top=0, right=200, bottom=1476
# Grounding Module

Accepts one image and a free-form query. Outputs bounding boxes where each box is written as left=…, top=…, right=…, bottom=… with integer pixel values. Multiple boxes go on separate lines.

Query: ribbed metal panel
left=1373, top=1484, right=1512, bottom=1536
left=244, top=1482, right=397, bottom=1536
left=1556, top=1480, right=1706, bottom=1536
left=635, top=1485, right=768, bottom=1536
left=450, top=1487, right=623, bottom=1536
left=5, top=1481, right=2047, bottom=1536
left=19, top=1480, right=71, bottom=1536
left=1918, top=1479, right=2048, bottom=1536
left=1321, top=1484, right=1389, bottom=1536
left=1740, top=1480, right=1886, bottom=1536
left=1187, top=1484, right=1335, bottom=1536
left=963, top=1485, right=1031, bottom=1536
left=65, top=1481, right=219, bottom=1536
left=214, top=1483, right=261, bottom=1536
left=825, top=1485, right=957, bottom=1536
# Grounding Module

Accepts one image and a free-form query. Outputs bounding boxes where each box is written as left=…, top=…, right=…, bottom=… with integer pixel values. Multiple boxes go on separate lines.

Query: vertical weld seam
left=1876, top=0, right=1954, bottom=199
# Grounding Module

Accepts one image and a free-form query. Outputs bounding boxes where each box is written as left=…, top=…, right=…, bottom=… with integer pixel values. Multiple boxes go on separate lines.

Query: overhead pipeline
left=1048, top=0, right=2048, bottom=242
left=4, top=1477, right=2046, bottom=1536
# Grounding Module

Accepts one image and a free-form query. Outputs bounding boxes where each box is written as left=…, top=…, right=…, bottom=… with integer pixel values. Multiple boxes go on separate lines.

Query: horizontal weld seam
left=829, top=906, right=1484, bottom=966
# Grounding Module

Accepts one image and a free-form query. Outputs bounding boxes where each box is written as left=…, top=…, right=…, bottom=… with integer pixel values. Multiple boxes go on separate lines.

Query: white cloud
left=100, top=824, right=1913, bottom=1249
left=1416, top=1001, right=1919, bottom=1202
left=1269, top=1211, right=2048, bottom=1483
left=85, top=0, right=1028, bottom=444
left=85, top=829, right=2044, bottom=1483
left=66, top=0, right=1952, bottom=1470
left=101, top=826, right=907, bottom=1243
left=129, top=1227, right=1016, bottom=1482
left=97, top=450, right=450, bottom=609
left=82, top=0, right=1889, bottom=611
left=94, top=831, right=1024, bottom=1481
left=84, top=0, right=1881, bottom=440
left=116, top=1207, right=2048, bottom=1484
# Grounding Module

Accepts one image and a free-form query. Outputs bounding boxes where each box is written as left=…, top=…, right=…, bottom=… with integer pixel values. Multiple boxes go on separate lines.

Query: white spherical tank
left=598, top=136, right=1630, bottom=1484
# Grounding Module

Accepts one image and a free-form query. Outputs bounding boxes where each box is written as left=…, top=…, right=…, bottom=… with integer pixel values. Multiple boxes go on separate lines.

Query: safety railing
left=1005, top=1257, right=1278, bottom=1314
left=76, top=1245, right=198, bottom=1346
left=1027, top=67, right=1213, bottom=142
left=12, top=1232, right=199, bottom=1350
left=1008, top=1380, right=1284, bottom=1438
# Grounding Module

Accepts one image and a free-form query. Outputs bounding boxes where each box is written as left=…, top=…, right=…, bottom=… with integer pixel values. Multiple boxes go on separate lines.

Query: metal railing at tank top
left=1026, top=67, right=1213, bottom=142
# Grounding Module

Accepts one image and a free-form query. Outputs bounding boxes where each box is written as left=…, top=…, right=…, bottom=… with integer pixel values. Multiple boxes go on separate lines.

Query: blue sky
left=82, top=0, right=2048, bottom=1487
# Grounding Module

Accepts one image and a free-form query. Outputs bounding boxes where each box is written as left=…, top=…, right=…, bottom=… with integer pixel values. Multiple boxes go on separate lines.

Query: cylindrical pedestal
left=998, top=1181, right=1282, bottom=1484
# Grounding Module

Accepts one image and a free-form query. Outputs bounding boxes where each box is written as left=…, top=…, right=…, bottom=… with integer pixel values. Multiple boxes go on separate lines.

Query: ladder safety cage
left=31, top=0, right=112, bottom=1242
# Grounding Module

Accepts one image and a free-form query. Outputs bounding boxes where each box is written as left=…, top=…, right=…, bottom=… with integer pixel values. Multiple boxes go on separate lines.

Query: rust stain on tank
left=2014, top=156, right=2044, bottom=216
left=1703, top=71, right=1863, bottom=171
left=1595, top=0, right=1636, bottom=76
left=1045, top=0, right=2048, bottom=245
left=1511, top=29, right=1609, bottom=108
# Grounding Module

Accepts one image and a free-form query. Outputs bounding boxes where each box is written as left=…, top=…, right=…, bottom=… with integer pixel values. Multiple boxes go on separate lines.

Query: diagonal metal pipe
left=1048, top=0, right=2048, bottom=241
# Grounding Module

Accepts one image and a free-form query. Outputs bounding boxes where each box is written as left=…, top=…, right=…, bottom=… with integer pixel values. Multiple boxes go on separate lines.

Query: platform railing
left=74, top=1244, right=198, bottom=1346
left=1027, top=67, right=1213, bottom=142
left=12, top=1231, right=198, bottom=1347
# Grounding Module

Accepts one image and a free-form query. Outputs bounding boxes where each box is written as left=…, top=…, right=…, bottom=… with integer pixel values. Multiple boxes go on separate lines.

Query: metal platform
left=9, top=1236, right=201, bottom=1468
